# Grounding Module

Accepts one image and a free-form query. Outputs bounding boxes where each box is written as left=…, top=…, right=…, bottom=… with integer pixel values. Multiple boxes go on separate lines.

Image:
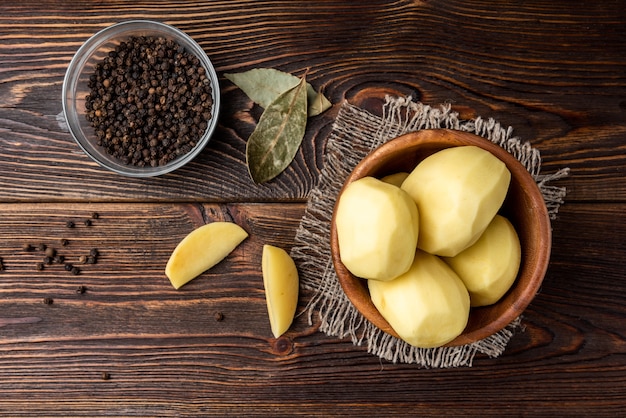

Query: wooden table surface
left=1, top=1, right=625, bottom=416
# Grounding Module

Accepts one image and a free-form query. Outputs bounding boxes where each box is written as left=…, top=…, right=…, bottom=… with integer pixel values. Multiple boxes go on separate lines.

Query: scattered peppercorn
left=214, top=311, right=224, bottom=322
left=85, top=35, right=214, bottom=168
left=76, top=285, right=87, bottom=294
left=101, top=372, right=110, bottom=380
left=22, top=214, right=103, bottom=275
left=0, top=257, right=4, bottom=271
left=43, top=297, right=53, bottom=305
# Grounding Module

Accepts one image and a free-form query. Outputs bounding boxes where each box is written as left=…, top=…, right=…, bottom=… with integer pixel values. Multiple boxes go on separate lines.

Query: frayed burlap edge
left=290, top=96, right=569, bottom=367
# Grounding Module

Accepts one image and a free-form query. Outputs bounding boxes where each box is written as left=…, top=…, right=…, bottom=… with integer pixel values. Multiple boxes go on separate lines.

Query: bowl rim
left=330, top=128, right=552, bottom=347
left=62, top=19, right=221, bottom=177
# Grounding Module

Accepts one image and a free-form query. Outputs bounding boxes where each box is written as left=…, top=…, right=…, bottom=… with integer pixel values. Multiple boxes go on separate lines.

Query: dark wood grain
left=1, top=0, right=625, bottom=202
left=1, top=0, right=625, bottom=416
left=0, top=203, right=624, bottom=416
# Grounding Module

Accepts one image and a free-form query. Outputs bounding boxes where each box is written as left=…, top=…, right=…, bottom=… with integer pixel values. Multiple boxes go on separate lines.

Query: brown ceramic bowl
left=330, top=129, right=551, bottom=346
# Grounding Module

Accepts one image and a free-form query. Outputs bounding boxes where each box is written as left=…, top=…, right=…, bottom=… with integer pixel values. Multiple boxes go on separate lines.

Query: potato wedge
left=262, top=244, right=299, bottom=338
left=165, top=222, right=248, bottom=289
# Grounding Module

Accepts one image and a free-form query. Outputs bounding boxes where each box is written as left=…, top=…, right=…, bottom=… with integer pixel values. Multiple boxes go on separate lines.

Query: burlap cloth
left=290, top=96, right=569, bottom=367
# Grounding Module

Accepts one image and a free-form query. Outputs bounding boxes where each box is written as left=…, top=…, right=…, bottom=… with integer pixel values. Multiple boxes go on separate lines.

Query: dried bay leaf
left=308, top=89, right=332, bottom=117
left=246, top=75, right=308, bottom=183
left=225, top=68, right=331, bottom=117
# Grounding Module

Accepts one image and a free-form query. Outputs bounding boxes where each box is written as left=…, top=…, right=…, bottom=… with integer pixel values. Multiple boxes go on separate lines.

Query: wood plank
left=0, top=1, right=624, bottom=202
left=0, top=201, right=624, bottom=415
left=1, top=0, right=625, bottom=415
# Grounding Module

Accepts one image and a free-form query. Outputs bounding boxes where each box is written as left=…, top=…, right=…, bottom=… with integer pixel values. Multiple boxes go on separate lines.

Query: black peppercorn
left=85, top=35, right=214, bottom=168
left=60, top=238, right=69, bottom=246
left=36, top=262, right=44, bottom=271
left=37, top=243, right=46, bottom=251
left=214, top=311, right=224, bottom=322
left=84, top=219, right=92, bottom=227
left=43, top=297, right=53, bottom=305
left=71, top=267, right=80, bottom=275
left=90, top=248, right=99, bottom=258
left=76, top=285, right=87, bottom=294
left=66, top=221, right=75, bottom=228
left=64, top=263, right=73, bottom=272
left=23, top=243, right=34, bottom=252
left=91, top=212, right=100, bottom=219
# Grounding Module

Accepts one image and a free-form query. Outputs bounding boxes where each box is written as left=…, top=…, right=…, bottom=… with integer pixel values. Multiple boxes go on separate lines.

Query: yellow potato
left=381, top=172, right=410, bottom=187
left=368, top=249, right=470, bottom=348
left=443, top=215, right=521, bottom=307
left=335, top=176, right=419, bottom=281
left=401, top=146, right=511, bottom=257
left=262, top=244, right=299, bottom=338
left=165, top=222, right=248, bottom=289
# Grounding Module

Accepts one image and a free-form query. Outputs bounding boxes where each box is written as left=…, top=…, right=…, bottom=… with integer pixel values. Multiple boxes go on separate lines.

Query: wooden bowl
left=330, top=129, right=552, bottom=346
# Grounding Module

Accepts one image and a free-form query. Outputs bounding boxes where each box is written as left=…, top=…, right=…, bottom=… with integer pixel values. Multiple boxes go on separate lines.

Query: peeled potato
left=165, top=222, right=248, bottom=289
left=401, top=146, right=511, bottom=257
left=335, top=176, right=419, bottom=281
left=444, top=215, right=521, bottom=307
left=262, top=244, right=299, bottom=338
left=368, top=249, right=470, bottom=348
left=381, top=172, right=410, bottom=187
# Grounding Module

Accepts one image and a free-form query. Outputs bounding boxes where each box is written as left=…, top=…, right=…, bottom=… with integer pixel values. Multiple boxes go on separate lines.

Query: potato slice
left=443, top=215, right=521, bottom=307
left=165, top=222, right=248, bottom=289
left=335, top=176, right=419, bottom=281
left=401, top=146, right=511, bottom=257
left=262, top=244, right=299, bottom=338
left=368, top=249, right=470, bottom=348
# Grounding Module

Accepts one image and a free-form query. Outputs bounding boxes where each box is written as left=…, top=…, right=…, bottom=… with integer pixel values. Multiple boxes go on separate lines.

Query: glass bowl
left=62, top=20, right=220, bottom=177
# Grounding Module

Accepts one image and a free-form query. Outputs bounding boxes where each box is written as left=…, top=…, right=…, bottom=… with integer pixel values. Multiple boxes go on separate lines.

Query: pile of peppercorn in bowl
left=63, top=20, right=220, bottom=177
